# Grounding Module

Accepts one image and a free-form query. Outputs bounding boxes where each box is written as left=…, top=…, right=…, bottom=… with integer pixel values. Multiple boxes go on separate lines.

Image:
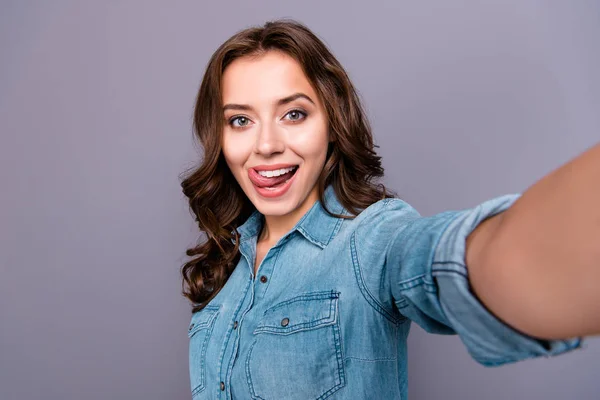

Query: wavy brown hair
left=180, top=19, right=394, bottom=312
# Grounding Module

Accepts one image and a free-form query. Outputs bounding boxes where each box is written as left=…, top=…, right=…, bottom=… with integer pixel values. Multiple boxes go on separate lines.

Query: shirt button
left=233, top=321, right=238, bottom=329
left=188, top=323, right=195, bottom=331
left=220, top=381, right=225, bottom=391
left=259, top=275, right=268, bottom=283
left=281, top=317, right=290, bottom=327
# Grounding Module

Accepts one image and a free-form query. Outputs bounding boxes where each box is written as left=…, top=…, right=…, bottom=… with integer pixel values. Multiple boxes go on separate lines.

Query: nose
left=254, top=121, right=284, bottom=156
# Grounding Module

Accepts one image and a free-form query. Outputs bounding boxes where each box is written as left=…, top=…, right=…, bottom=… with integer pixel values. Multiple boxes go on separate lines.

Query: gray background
left=1, top=1, right=598, bottom=399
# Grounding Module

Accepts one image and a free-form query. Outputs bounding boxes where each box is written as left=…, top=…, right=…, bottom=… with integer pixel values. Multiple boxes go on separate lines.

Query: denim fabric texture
left=187, top=185, right=582, bottom=399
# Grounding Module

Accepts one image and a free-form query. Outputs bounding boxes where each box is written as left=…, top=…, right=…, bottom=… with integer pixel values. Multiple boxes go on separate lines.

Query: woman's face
left=221, top=50, right=329, bottom=218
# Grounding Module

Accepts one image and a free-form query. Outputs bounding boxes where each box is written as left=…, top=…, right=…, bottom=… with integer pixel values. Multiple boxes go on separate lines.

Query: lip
left=252, top=163, right=298, bottom=172
left=247, top=164, right=299, bottom=199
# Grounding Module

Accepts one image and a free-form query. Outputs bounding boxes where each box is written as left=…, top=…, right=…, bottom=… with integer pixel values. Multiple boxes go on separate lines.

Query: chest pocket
left=188, top=305, right=219, bottom=399
left=246, top=290, right=345, bottom=400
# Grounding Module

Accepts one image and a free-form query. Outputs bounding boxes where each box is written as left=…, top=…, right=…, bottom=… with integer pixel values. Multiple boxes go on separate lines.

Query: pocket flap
left=188, top=305, right=219, bottom=338
left=254, top=291, right=339, bottom=335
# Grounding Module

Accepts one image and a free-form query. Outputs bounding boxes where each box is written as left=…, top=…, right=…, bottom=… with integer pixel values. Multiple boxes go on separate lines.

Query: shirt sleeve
left=354, top=195, right=583, bottom=367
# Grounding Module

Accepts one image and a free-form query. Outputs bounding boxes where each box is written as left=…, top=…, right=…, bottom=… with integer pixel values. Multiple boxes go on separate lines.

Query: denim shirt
left=187, top=185, right=581, bottom=400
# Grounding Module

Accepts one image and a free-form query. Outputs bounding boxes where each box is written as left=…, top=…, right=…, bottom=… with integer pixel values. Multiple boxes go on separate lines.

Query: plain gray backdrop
left=1, top=1, right=599, bottom=399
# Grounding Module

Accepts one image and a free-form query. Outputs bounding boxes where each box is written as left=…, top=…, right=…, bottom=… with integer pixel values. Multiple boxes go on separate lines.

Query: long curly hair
left=180, top=19, right=394, bottom=312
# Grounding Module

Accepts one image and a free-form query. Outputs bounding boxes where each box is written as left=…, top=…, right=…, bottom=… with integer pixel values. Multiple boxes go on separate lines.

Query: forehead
left=221, top=51, right=318, bottom=104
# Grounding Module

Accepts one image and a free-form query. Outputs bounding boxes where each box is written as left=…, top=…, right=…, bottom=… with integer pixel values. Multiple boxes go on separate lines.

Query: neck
left=259, top=187, right=319, bottom=244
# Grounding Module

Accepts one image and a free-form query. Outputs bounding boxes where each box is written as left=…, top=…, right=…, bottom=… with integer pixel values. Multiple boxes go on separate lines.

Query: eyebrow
left=222, top=92, right=315, bottom=112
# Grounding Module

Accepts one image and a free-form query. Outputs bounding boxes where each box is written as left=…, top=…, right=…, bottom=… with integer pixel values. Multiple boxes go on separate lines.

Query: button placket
left=253, top=246, right=281, bottom=292
left=221, top=275, right=253, bottom=399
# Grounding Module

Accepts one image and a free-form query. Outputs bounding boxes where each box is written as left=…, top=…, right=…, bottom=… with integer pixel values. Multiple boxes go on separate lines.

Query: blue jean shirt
left=187, top=185, right=582, bottom=399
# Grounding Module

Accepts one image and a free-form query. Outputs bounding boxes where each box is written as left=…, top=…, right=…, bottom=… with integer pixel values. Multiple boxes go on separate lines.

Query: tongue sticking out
left=253, top=168, right=297, bottom=188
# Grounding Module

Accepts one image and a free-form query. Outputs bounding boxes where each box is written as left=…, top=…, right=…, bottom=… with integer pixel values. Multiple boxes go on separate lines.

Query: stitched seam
left=315, top=297, right=346, bottom=400
left=332, top=296, right=346, bottom=388
left=396, top=274, right=428, bottom=290
left=344, top=356, right=396, bottom=362
left=255, top=291, right=339, bottom=334
left=254, top=319, right=335, bottom=335
left=350, top=232, right=401, bottom=324
left=246, top=296, right=345, bottom=400
left=294, top=199, right=328, bottom=247
left=296, top=225, right=326, bottom=248
left=264, top=290, right=338, bottom=311
left=245, top=340, right=265, bottom=400
left=190, top=309, right=219, bottom=396
left=217, top=295, right=243, bottom=395
left=431, top=265, right=468, bottom=279
left=423, top=211, right=469, bottom=343
left=326, top=216, right=345, bottom=245
left=223, top=278, right=253, bottom=396
left=258, top=246, right=282, bottom=296
left=188, top=306, right=219, bottom=337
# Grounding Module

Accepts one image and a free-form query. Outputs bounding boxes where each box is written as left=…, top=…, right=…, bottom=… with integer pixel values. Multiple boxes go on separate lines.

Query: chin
left=252, top=196, right=299, bottom=217
left=238, top=173, right=314, bottom=218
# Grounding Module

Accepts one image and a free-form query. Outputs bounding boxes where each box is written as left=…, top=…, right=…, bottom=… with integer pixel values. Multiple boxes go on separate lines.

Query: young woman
left=180, top=19, right=597, bottom=399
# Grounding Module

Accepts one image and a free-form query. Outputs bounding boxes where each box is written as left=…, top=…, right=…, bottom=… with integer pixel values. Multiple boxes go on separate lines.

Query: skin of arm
left=465, top=142, right=600, bottom=340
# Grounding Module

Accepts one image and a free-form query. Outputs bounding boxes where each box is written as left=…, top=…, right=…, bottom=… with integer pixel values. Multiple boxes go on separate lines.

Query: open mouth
left=249, top=165, right=299, bottom=189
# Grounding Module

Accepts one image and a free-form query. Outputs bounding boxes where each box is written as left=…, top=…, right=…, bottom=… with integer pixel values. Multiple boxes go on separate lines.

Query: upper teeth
left=258, top=166, right=296, bottom=177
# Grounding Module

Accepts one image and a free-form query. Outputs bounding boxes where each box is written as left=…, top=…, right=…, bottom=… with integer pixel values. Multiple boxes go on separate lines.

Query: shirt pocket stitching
left=253, top=290, right=339, bottom=335
left=246, top=291, right=346, bottom=400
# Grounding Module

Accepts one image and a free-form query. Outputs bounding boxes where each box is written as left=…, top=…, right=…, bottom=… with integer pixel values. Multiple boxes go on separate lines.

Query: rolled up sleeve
left=385, top=194, right=583, bottom=366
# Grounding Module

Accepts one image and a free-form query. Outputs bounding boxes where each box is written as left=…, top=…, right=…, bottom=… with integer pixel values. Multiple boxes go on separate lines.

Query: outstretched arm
left=466, top=142, right=600, bottom=340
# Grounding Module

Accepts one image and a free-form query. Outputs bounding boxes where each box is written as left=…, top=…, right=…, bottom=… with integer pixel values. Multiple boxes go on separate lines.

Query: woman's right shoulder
left=352, top=197, right=421, bottom=232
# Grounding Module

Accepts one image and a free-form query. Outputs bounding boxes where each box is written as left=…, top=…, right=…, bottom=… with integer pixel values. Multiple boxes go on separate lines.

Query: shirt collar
left=236, top=185, right=347, bottom=248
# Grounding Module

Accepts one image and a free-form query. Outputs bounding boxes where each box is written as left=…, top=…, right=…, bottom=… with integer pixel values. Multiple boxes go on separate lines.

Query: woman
left=180, top=19, right=597, bottom=399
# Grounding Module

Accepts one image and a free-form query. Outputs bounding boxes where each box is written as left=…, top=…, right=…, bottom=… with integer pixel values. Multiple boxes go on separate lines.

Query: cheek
left=291, top=121, right=329, bottom=160
left=221, top=134, right=249, bottom=170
